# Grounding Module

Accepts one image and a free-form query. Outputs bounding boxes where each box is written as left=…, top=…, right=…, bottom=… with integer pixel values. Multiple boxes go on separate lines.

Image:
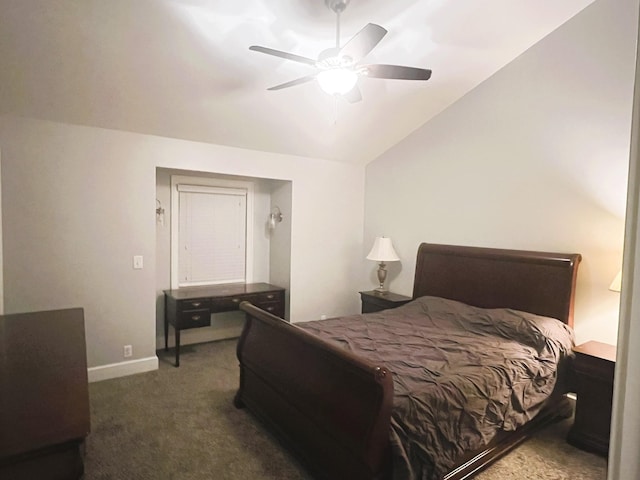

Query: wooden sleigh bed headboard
left=235, top=243, right=581, bottom=480
left=412, top=243, right=581, bottom=327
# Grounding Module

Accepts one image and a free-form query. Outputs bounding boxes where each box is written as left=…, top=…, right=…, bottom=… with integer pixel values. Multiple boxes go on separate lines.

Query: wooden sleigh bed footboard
left=234, top=301, right=394, bottom=480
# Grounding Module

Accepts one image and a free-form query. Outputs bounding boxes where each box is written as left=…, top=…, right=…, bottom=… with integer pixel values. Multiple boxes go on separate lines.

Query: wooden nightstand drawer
left=360, top=290, right=412, bottom=314
left=567, top=341, right=616, bottom=456
left=573, top=351, right=615, bottom=380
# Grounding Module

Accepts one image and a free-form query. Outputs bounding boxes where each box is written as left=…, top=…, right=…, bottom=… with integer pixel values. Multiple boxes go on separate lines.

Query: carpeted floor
left=84, top=339, right=607, bottom=480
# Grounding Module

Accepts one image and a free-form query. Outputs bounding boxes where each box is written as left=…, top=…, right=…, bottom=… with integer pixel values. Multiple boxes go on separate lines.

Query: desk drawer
left=256, top=291, right=282, bottom=303
left=209, top=292, right=282, bottom=310
left=253, top=291, right=284, bottom=318
left=178, top=309, right=211, bottom=329
left=254, top=301, right=284, bottom=318
left=178, top=298, right=210, bottom=311
left=210, top=296, right=245, bottom=311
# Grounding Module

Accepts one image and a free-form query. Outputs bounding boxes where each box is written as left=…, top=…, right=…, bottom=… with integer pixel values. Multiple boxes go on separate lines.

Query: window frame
left=170, top=175, right=254, bottom=289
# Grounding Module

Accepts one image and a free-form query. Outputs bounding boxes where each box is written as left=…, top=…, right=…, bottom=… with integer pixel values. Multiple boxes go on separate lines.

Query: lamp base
left=375, top=261, right=388, bottom=293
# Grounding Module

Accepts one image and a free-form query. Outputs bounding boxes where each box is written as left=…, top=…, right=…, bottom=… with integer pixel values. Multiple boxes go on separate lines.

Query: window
left=171, top=176, right=253, bottom=288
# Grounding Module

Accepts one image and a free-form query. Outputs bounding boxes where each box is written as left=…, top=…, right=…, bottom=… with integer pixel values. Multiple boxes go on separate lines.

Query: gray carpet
left=84, top=339, right=607, bottom=480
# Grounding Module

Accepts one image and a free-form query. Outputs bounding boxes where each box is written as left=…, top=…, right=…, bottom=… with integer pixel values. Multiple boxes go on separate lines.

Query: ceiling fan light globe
left=317, top=69, right=358, bottom=95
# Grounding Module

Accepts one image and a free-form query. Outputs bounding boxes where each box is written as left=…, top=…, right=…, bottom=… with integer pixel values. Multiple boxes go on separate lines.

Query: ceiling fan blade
left=267, top=74, right=317, bottom=91
left=343, top=85, right=362, bottom=104
left=363, top=64, right=432, bottom=81
left=249, top=45, right=317, bottom=66
left=339, top=23, right=387, bottom=63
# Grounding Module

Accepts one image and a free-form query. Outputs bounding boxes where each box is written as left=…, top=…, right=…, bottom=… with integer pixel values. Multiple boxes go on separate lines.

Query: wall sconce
left=268, top=206, right=283, bottom=229
left=366, top=236, right=400, bottom=293
left=156, top=199, right=165, bottom=226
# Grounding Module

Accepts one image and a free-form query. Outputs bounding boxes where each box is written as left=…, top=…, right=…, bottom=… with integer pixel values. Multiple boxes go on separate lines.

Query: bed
left=234, top=243, right=581, bottom=480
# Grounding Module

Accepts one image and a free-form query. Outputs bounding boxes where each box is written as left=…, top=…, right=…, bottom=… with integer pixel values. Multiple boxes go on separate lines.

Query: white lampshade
left=366, top=237, right=400, bottom=262
left=317, top=68, right=358, bottom=95
left=610, top=270, right=622, bottom=292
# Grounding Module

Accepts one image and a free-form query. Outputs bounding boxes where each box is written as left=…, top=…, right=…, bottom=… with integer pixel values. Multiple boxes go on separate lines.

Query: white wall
left=610, top=2, right=640, bottom=475
left=364, top=0, right=636, bottom=346
left=0, top=116, right=365, bottom=379
left=610, top=80, right=640, bottom=478
left=269, top=181, right=293, bottom=319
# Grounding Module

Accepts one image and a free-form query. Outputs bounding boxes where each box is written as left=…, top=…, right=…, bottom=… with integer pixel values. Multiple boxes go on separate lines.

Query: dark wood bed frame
left=234, top=243, right=581, bottom=480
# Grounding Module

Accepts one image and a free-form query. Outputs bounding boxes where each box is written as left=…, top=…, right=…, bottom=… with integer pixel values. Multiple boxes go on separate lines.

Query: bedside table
left=359, top=290, right=412, bottom=314
left=567, top=340, right=616, bottom=456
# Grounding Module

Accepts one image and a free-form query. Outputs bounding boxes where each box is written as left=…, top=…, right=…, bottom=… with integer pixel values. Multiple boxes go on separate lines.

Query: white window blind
left=177, top=184, right=247, bottom=286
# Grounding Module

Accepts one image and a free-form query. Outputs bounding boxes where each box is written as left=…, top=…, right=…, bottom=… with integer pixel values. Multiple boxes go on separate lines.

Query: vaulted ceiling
left=0, top=0, right=595, bottom=164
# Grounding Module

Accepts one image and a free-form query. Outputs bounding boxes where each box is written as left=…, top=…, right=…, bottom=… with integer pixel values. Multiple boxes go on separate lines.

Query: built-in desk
left=164, top=282, right=285, bottom=366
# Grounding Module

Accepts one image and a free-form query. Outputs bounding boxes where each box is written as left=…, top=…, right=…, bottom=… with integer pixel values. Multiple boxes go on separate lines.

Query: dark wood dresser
left=567, top=340, right=616, bottom=455
left=164, top=282, right=285, bottom=366
left=0, top=308, right=90, bottom=480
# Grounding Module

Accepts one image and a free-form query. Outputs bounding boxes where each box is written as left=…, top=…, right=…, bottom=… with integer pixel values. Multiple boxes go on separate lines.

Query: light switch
left=133, top=255, right=143, bottom=269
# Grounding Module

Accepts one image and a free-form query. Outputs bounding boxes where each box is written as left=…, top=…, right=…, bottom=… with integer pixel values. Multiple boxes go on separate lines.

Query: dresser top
left=164, top=282, right=284, bottom=300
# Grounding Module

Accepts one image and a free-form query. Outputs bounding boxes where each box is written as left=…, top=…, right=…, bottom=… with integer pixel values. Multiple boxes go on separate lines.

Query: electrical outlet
left=123, top=345, right=133, bottom=358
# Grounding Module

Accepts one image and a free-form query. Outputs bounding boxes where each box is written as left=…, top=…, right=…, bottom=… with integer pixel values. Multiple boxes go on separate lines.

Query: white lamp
left=610, top=270, right=622, bottom=292
left=317, top=68, right=358, bottom=95
left=366, top=237, right=400, bottom=293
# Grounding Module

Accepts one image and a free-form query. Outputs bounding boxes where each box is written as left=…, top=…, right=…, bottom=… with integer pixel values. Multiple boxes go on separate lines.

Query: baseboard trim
left=87, top=356, right=158, bottom=383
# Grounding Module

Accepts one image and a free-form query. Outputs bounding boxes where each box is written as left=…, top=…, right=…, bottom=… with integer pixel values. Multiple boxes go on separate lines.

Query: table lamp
left=366, top=236, right=400, bottom=293
left=610, top=270, right=622, bottom=292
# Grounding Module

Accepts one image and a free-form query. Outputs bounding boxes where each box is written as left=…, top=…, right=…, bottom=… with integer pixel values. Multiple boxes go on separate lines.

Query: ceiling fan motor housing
left=325, top=0, right=350, bottom=14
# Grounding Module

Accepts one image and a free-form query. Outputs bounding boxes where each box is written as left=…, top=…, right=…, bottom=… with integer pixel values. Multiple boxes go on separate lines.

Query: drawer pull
left=266, top=294, right=275, bottom=300
left=191, top=302, right=202, bottom=308
left=232, top=298, right=240, bottom=303
left=265, top=306, right=274, bottom=312
left=191, top=315, right=201, bottom=321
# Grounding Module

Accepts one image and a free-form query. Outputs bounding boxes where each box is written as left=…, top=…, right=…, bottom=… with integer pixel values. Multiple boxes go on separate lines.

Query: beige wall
left=0, top=116, right=365, bottom=378
left=363, top=0, right=636, bottom=345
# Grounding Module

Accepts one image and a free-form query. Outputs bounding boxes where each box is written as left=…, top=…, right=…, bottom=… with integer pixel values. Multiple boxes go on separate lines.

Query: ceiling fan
left=249, top=0, right=432, bottom=103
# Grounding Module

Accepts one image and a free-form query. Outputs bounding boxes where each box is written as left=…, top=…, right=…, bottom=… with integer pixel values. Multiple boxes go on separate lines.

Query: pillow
left=408, top=296, right=573, bottom=353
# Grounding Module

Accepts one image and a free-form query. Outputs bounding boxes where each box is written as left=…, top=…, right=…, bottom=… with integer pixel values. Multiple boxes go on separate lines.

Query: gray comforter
left=298, top=295, right=574, bottom=480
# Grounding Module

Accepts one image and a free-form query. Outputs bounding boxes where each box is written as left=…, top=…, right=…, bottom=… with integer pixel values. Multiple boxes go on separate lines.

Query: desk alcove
left=155, top=168, right=292, bottom=358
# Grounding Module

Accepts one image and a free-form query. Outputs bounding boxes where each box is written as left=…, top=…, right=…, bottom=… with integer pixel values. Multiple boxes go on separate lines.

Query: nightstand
left=359, top=290, right=412, bottom=313
left=567, top=340, right=616, bottom=456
